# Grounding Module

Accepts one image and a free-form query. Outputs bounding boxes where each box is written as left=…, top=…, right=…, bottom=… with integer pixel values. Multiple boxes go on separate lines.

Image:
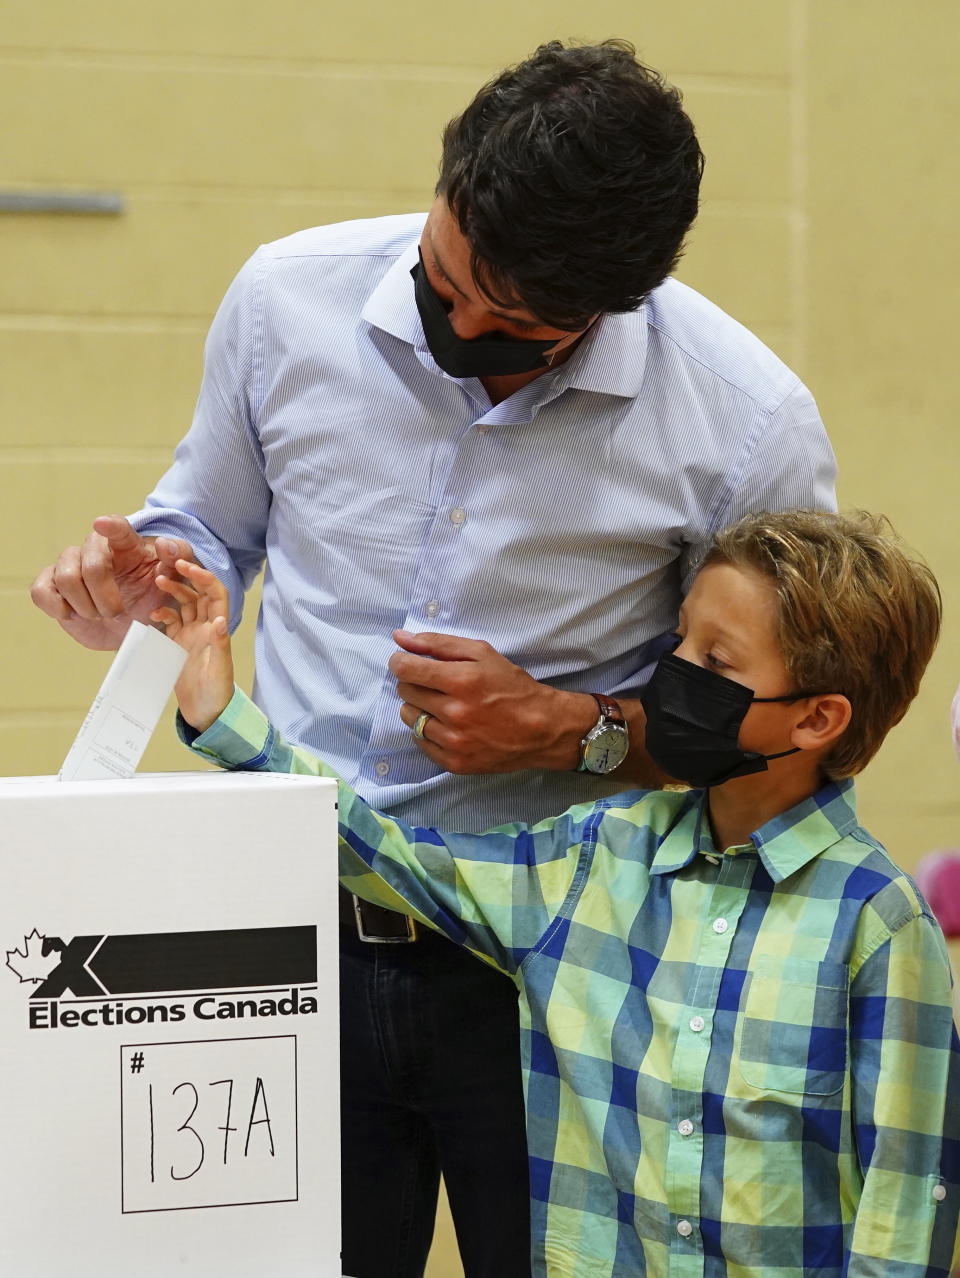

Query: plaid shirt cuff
left=176, top=686, right=273, bottom=769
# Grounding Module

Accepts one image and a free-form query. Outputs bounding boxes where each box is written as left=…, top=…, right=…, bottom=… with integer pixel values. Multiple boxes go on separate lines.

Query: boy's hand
left=152, top=559, right=234, bottom=734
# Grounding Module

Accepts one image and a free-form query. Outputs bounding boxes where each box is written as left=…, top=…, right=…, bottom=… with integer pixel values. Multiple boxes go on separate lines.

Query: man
left=31, top=40, right=836, bottom=1278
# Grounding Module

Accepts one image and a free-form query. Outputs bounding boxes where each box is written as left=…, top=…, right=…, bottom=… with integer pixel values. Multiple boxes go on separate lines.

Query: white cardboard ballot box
left=0, top=770, right=340, bottom=1277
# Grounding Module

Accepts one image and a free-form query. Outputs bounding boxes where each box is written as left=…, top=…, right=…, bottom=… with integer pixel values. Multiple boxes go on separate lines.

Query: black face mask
left=411, top=252, right=563, bottom=378
left=641, top=652, right=816, bottom=789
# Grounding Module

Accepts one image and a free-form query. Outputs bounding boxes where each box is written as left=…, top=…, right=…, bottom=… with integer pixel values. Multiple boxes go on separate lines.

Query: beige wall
left=3, top=3, right=958, bottom=1272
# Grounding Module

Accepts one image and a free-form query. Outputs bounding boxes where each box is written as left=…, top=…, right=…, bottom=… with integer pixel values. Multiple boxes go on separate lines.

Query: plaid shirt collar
left=649, top=777, right=860, bottom=883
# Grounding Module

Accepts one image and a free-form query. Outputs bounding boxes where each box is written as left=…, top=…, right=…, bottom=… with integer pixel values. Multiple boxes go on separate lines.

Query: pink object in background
left=916, top=852, right=960, bottom=939
left=953, top=682, right=960, bottom=760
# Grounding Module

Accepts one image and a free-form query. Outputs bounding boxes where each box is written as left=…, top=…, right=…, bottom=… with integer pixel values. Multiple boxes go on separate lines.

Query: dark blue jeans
left=339, top=923, right=532, bottom=1278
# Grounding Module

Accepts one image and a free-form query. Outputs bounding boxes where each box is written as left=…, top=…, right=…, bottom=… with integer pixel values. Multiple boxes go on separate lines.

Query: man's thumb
left=92, top=514, right=146, bottom=556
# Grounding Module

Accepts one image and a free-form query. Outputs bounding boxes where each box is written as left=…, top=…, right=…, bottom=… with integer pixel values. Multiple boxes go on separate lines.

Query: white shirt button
left=450, top=507, right=466, bottom=526
left=677, top=1119, right=694, bottom=1137
left=704, top=854, right=719, bottom=865
left=712, top=917, right=729, bottom=934
left=689, top=1015, right=705, bottom=1032
left=425, top=600, right=440, bottom=618
left=932, top=1184, right=947, bottom=1202
left=374, top=760, right=390, bottom=777
left=676, top=1220, right=693, bottom=1238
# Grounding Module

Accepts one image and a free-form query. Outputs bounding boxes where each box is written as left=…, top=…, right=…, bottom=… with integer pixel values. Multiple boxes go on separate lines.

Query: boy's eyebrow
left=677, top=608, right=750, bottom=654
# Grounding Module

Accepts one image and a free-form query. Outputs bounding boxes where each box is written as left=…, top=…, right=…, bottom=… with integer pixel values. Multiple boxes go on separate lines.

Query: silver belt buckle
left=352, top=894, right=418, bottom=944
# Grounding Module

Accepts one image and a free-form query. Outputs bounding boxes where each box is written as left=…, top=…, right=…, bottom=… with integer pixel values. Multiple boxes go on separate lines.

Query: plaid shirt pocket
left=737, top=955, right=849, bottom=1096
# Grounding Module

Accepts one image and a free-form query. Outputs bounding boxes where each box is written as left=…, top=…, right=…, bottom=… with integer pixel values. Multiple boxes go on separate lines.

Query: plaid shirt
left=186, top=690, right=960, bottom=1278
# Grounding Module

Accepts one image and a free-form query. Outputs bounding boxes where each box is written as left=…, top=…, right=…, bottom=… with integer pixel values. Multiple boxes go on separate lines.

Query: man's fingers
left=50, top=545, right=105, bottom=620
left=76, top=529, right=129, bottom=617
left=154, top=536, right=197, bottom=569
left=393, top=682, right=448, bottom=718
left=398, top=702, right=455, bottom=749
left=391, top=654, right=462, bottom=695
left=29, top=564, right=76, bottom=622
left=393, top=629, right=491, bottom=661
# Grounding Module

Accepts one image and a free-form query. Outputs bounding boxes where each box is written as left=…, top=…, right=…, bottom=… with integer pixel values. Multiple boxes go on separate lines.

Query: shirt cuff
left=176, top=686, right=274, bottom=769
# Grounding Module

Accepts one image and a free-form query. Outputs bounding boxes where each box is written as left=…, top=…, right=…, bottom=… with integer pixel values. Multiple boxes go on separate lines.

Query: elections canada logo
left=5, top=927, right=61, bottom=984
left=4, top=924, right=318, bottom=1029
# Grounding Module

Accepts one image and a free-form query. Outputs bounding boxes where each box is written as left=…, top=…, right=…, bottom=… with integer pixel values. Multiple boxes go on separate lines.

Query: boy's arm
left=183, top=688, right=597, bottom=976
left=847, top=908, right=960, bottom=1274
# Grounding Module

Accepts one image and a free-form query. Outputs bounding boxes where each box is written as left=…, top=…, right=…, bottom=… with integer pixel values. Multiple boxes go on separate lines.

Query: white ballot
left=59, top=620, right=188, bottom=781
left=0, top=770, right=340, bottom=1277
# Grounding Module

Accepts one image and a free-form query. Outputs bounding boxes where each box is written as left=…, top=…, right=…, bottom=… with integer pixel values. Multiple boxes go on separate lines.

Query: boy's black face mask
left=641, top=652, right=815, bottom=789
left=411, top=252, right=563, bottom=378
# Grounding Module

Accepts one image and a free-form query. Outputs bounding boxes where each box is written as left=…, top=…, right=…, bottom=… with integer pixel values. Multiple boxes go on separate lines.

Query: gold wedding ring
left=412, top=711, right=432, bottom=740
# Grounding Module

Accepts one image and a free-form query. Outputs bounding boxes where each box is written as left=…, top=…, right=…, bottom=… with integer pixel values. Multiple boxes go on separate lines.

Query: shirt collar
left=649, top=778, right=860, bottom=882
left=360, top=240, right=423, bottom=345
left=360, top=233, right=650, bottom=401
left=557, top=307, right=649, bottom=399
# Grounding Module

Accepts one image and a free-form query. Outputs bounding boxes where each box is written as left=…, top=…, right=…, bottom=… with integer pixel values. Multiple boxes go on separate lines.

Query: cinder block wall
left=2, top=4, right=958, bottom=1270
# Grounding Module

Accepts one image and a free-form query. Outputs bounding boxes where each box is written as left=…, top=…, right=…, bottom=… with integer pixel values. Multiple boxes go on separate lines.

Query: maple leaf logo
left=5, top=929, right=62, bottom=984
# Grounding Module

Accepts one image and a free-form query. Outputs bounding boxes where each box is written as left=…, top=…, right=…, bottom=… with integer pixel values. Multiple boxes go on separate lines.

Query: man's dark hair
left=437, top=39, right=704, bottom=329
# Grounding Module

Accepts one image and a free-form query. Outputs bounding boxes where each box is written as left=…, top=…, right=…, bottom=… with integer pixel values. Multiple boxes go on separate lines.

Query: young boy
left=155, top=509, right=959, bottom=1278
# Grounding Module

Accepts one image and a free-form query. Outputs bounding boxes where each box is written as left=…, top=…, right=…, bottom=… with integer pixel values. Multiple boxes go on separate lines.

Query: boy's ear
left=791, top=695, right=852, bottom=753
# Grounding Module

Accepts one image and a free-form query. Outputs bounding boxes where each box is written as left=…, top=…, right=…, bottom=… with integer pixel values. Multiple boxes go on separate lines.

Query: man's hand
left=30, top=515, right=197, bottom=651
left=153, top=559, right=235, bottom=734
left=389, top=630, right=597, bottom=774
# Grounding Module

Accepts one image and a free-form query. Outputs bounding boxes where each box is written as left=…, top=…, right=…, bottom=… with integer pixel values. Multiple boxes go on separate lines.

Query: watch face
left=583, top=724, right=629, bottom=774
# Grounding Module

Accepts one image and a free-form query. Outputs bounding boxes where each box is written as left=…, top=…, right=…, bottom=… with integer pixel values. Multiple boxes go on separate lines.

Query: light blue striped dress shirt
left=132, top=213, right=836, bottom=831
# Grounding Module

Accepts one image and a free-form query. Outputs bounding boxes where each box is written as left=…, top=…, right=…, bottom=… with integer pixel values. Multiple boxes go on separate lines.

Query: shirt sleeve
left=181, top=689, right=596, bottom=976
left=680, top=381, right=838, bottom=591
left=846, top=912, right=960, bottom=1275
left=128, top=250, right=272, bottom=631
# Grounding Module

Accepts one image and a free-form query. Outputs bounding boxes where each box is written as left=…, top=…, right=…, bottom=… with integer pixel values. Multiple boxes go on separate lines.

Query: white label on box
left=59, top=620, right=187, bottom=782
left=121, top=1035, right=299, bottom=1213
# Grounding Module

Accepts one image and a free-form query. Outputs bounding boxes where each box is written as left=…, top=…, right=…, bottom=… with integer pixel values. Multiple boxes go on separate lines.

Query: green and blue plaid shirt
left=185, top=689, right=960, bottom=1278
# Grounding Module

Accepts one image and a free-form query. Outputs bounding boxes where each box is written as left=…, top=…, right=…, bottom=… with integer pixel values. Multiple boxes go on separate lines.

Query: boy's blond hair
left=707, top=509, right=941, bottom=779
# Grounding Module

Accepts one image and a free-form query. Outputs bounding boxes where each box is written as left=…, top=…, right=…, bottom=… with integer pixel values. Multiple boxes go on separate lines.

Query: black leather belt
left=338, top=885, right=418, bottom=943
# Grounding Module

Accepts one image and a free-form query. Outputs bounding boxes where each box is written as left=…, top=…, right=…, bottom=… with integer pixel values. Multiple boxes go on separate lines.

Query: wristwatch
left=577, top=694, right=629, bottom=774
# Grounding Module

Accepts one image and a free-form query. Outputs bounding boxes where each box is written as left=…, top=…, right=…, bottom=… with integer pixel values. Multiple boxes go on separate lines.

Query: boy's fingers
left=175, top=559, right=228, bottom=607
left=155, top=574, right=199, bottom=606
left=176, top=558, right=216, bottom=585
left=150, top=607, right=180, bottom=631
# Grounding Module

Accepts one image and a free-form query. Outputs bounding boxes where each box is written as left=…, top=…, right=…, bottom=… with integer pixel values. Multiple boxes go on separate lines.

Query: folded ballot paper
left=59, top=620, right=188, bottom=781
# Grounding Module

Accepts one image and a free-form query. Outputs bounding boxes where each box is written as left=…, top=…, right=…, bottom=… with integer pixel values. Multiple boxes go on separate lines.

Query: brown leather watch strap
left=591, top=693, right=625, bottom=725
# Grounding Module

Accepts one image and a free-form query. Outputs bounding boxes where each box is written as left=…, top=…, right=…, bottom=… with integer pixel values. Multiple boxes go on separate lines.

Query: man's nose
left=446, top=300, right=497, bottom=341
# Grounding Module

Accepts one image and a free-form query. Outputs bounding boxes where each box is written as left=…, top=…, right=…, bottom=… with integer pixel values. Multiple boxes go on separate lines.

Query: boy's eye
left=706, top=652, right=729, bottom=672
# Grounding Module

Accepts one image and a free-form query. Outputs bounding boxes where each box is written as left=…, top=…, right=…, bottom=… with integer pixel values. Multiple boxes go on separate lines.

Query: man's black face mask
left=411, top=251, right=562, bottom=378
left=641, top=652, right=816, bottom=789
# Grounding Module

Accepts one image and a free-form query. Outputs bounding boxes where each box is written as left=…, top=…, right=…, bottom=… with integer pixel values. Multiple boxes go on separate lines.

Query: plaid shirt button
left=677, top=1220, right=694, bottom=1238
left=932, top=1184, right=946, bottom=1202
left=712, top=917, right=729, bottom=934
left=689, top=1015, right=705, bottom=1032
left=678, top=1119, right=694, bottom=1136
